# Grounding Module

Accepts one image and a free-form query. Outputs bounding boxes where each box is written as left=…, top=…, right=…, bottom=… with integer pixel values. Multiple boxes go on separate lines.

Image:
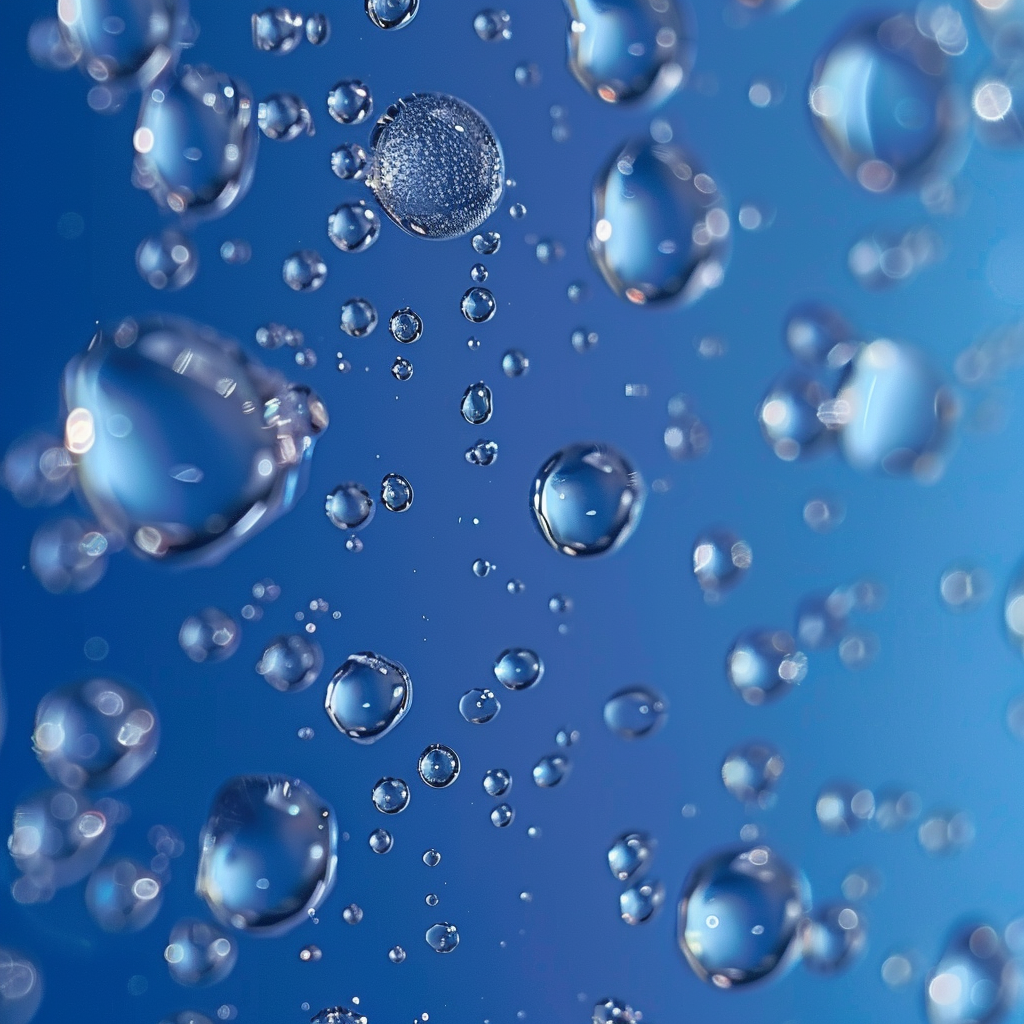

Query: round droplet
left=874, top=788, right=921, bottom=832
left=474, top=8, right=512, bottom=41
left=925, top=924, right=1015, bottom=1024
left=483, top=768, right=511, bottom=797
left=29, top=518, right=108, bottom=594
left=509, top=201, right=527, bottom=219
left=220, top=238, right=252, bottom=264
left=371, top=777, right=411, bottom=814
left=532, top=754, right=571, bottom=788
left=603, top=687, right=667, bottom=739
left=388, top=944, right=407, bottom=963
left=282, top=250, right=327, bottom=292
left=298, top=945, right=322, bottom=963
left=164, top=918, right=237, bottom=987
left=136, top=231, right=198, bottom=291
left=785, top=303, right=857, bottom=366
left=331, top=143, right=369, bottom=181
left=678, top=847, right=809, bottom=988
left=325, top=652, right=412, bottom=743
left=465, top=439, right=499, bottom=466
left=196, top=775, right=336, bottom=935
left=470, top=263, right=489, bottom=283
left=389, top=308, right=423, bottom=343
left=258, top=93, right=314, bottom=140
left=515, top=62, right=542, bottom=87
left=179, top=609, right=241, bottom=664
left=620, top=879, right=665, bottom=925
left=256, top=635, right=323, bottom=692
left=918, top=809, right=975, bottom=855
left=380, top=473, right=414, bottom=512
left=418, top=744, right=461, bottom=788
left=325, top=483, right=375, bottom=531
left=461, top=287, right=497, bottom=323
left=607, top=832, right=655, bottom=883
left=973, top=67, right=1024, bottom=149
left=367, top=93, right=504, bottom=240
left=721, top=743, right=785, bottom=808
left=571, top=328, right=599, bottom=354
left=33, top=679, right=159, bottom=791
left=473, top=230, right=501, bottom=255
left=305, top=14, right=330, bottom=44
left=328, top=80, right=372, bottom=125
left=63, top=316, right=327, bottom=564
left=391, top=357, right=414, bottom=382
left=809, top=15, right=962, bottom=192
left=365, top=0, right=419, bottom=30
left=339, top=298, right=378, bottom=337
left=490, top=802, right=515, bottom=828
left=758, top=372, right=836, bottom=462
left=328, top=201, right=381, bottom=252
left=802, top=904, right=866, bottom=973
left=461, top=382, right=493, bottom=424
left=0, top=947, right=43, bottom=1024
left=342, top=903, right=363, bottom=924
left=493, top=648, right=544, bottom=691
left=939, top=566, right=989, bottom=611
left=693, top=531, right=752, bottom=595
left=502, top=349, right=530, bottom=377
left=590, top=139, right=729, bottom=306
left=795, top=590, right=852, bottom=649
left=252, top=9, right=304, bottom=53
left=368, top=828, right=393, bottom=854
left=425, top=922, right=460, bottom=953
left=472, top=558, right=493, bottom=577
left=86, top=858, right=162, bottom=932
left=422, top=848, right=442, bottom=867
left=425, top=893, right=439, bottom=907
left=2, top=432, right=73, bottom=508
left=726, top=631, right=807, bottom=705
left=459, top=688, right=501, bottom=724
left=815, top=783, right=875, bottom=835
left=530, top=442, right=645, bottom=557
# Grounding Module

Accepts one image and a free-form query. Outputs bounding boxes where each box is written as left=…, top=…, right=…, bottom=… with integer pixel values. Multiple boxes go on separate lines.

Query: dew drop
left=389, top=308, right=423, bottom=343
left=425, top=922, right=459, bottom=953
left=369, top=828, right=393, bottom=854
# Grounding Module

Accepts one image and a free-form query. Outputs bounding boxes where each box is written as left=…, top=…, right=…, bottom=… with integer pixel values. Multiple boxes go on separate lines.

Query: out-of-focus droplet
left=802, top=905, right=866, bottom=973
left=339, top=298, right=378, bottom=337
left=502, top=349, right=530, bottom=377
left=804, top=495, right=846, bottom=533
left=196, top=775, right=337, bottom=935
left=592, top=998, right=638, bottom=1024
left=380, top=473, right=413, bottom=512
left=809, top=15, right=962, bottom=192
left=86, top=858, right=162, bottom=932
left=665, top=395, right=711, bottom=460
left=298, top=945, right=321, bottom=962
left=326, top=483, right=375, bottom=531
left=179, top=609, right=240, bottom=663
left=474, top=9, right=512, bottom=41
left=816, top=783, right=875, bottom=835
left=721, top=743, right=785, bottom=807
left=164, top=918, right=237, bottom=987
left=795, top=590, right=852, bottom=649
left=135, top=66, right=258, bottom=219
left=785, top=303, right=857, bottom=366
left=366, top=0, right=419, bottom=30
left=459, top=688, right=501, bottom=724
left=1004, top=565, right=1024, bottom=655
left=758, top=372, right=836, bottom=462
left=328, top=80, right=372, bottom=125
left=305, top=14, right=330, bottom=44
left=282, top=250, right=327, bottom=292
left=33, top=679, right=158, bottom=790
left=530, top=442, right=645, bottom=556
left=874, top=787, right=921, bottom=831
left=27, top=17, right=80, bottom=72
left=29, top=518, right=109, bottom=594
left=604, top=686, right=667, bottom=738
left=493, top=648, right=544, bottom=690
left=328, top=201, right=381, bottom=252
left=0, top=947, right=43, bottom=1024
left=425, top=922, right=459, bottom=953
left=136, top=231, right=198, bottom=291
left=973, top=69, right=1024, bottom=149
left=693, top=530, right=752, bottom=595
left=342, top=904, right=363, bottom=925
left=590, top=139, right=729, bottom=306
left=607, top=832, right=654, bottom=883
left=220, top=239, right=252, bottom=265
left=256, top=635, right=323, bottom=692
left=925, top=924, right=1017, bottom=1024
left=678, top=847, right=808, bottom=987
left=251, top=8, right=304, bottom=53
left=325, top=652, right=412, bottom=743
left=532, top=754, right=571, bottom=788
left=971, top=0, right=1024, bottom=63
left=515, top=62, right=542, bottom=87
left=726, top=631, right=807, bottom=705
left=483, top=768, right=512, bottom=797
left=918, top=809, right=975, bottom=855
left=571, top=328, right=599, bottom=354
left=258, top=93, right=314, bottom=140
left=418, top=745, right=461, bottom=788
left=620, top=879, right=665, bottom=925
left=2, top=433, right=74, bottom=507
left=367, top=94, right=504, bottom=239
left=563, top=0, right=693, bottom=104
left=940, top=566, right=990, bottom=610
left=371, top=777, right=411, bottom=814
left=848, top=226, right=941, bottom=290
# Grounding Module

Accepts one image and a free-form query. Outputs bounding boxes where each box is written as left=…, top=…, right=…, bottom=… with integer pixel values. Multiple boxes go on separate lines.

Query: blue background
left=2, top=0, right=1024, bottom=1022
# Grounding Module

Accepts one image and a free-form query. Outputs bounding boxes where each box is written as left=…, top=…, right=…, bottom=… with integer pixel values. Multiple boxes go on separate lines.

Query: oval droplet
left=324, top=652, right=412, bottom=743
left=256, top=634, right=323, bottom=692
left=603, top=686, right=667, bottom=739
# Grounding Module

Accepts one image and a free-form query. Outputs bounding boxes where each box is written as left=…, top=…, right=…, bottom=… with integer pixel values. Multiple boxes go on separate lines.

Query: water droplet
left=339, top=298, right=378, bottom=337
left=459, top=688, right=501, bottom=724
left=482, top=769, right=513, bottom=800
left=493, top=648, right=544, bottom=690
left=590, top=139, right=729, bottom=306
left=159, top=1014, right=213, bottom=1024
left=502, top=349, right=530, bottom=377
left=298, top=944, right=322, bottom=963
left=803, top=495, right=845, bottom=533
left=367, top=93, right=504, bottom=239
left=940, top=566, right=990, bottom=611
left=391, top=357, right=414, bottom=382
left=809, top=14, right=961, bottom=192
left=473, top=230, right=502, bottom=255
left=257, top=92, right=314, bottom=140
left=369, top=828, right=393, bottom=854
left=665, top=394, right=711, bottom=460
left=925, top=925, right=1015, bottom=1024
left=33, top=679, right=159, bottom=791
left=461, top=287, right=497, bottom=323
left=311, top=1008, right=367, bottom=1024
left=251, top=8, right=304, bottom=53
left=848, top=226, right=941, bottom=290
left=506, top=578, right=525, bottom=595
left=389, top=308, right=423, bottom=343
left=220, top=239, right=252, bottom=265
left=815, top=783, right=875, bottom=834
left=563, top=0, right=693, bottom=103
left=620, top=879, right=665, bottom=925
left=425, top=922, right=460, bottom=953
left=785, top=303, right=857, bottom=366
left=164, top=918, right=237, bottom=987
left=678, top=847, right=808, bottom=987
left=571, top=328, right=599, bottom=354
left=603, top=687, right=667, bottom=739
left=418, top=745, right=461, bottom=788
left=490, top=802, right=515, bottom=828
left=342, top=903, right=363, bottom=924
left=461, top=383, right=494, bottom=424
left=515, top=62, right=542, bottom=87
left=973, top=67, right=1024, bottom=149
left=795, top=589, right=852, bottom=649
left=282, top=250, right=327, bottom=292
left=801, top=904, right=866, bottom=973
left=326, top=483, right=375, bottom=531
left=727, top=631, right=807, bottom=705
left=530, top=443, right=645, bottom=557
left=388, top=944, right=407, bottom=963
left=179, top=608, right=240, bottom=663
left=472, top=558, right=493, bottom=577
left=330, top=142, right=369, bottom=181
left=758, top=372, right=836, bottom=462
left=136, top=231, right=198, bottom=291
left=85, top=857, right=162, bottom=933
left=509, top=201, right=527, bottom=219
left=297, top=726, right=315, bottom=740
left=2, top=432, right=73, bottom=508
left=532, top=754, right=571, bottom=788
left=693, top=531, right=752, bottom=595
left=196, top=775, right=336, bottom=934
left=607, top=832, right=655, bottom=884
left=918, top=809, right=974, bottom=855
left=256, top=635, right=323, bottom=692
left=371, top=777, right=411, bottom=814
left=470, top=263, right=489, bottom=284
left=465, top=439, right=499, bottom=466
left=325, top=652, right=412, bottom=743
left=474, top=9, right=512, bottom=41
left=328, top=80, right=372, bottom=125
left=28, top=518, right=107, bottom=594
left=366, top=0, right=420, bottom=29
left=592, top=998, right=638, bottom=1024
left=27, top=17, right=81, bottom=71
left=874, top=788, right=921, bottom=831
left=721, top=743, right=785, bottom=808
left=328, top=201, right=382, bottom=252
left=422, top=848, right=442, bottom=867
left=380, top=473, right=414, bottom=512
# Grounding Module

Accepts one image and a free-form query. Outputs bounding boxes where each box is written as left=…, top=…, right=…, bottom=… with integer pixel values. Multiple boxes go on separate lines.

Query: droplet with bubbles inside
left=459, top=688, right=501, bottom=724
left=324, top=652, right=412, bottom=743
left=418, top=744, right=461, bottom=788
left=371, top=777, right=410, bottom=814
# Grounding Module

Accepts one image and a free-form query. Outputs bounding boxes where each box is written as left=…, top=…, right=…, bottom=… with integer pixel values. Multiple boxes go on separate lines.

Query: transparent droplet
left=461, top=287, right=497, bottom=323
left=607, top=831, right=655, bottom=884
left=473, top=230, right=502, bottom=255
left=0, top=947, right=43, bottom=1024
left=371, top=777, right=411, bottom=814
left=506, top=578, right=525, bottom=595
left=460, top=383, right=493, bottom=424
left=310, top=1007, right=367, bottom=1024
left=571, top=328, right=599, bottom=354
left=425, top=922, right=460, bottom=953
left=785, top=303, right=857, bottom=366
left=474, top=9, right=512, bottom=41
left=367, top=93, right=505, bottom=239
left=758, top=372, right=835, bottom=462
left=493, top=648, right=544, bottom=690
left=136, top=231, right=198, bottom=291
left=326, top=483, right=375, bottom=531
left=298, top=945, right=322, bottom=963
left=196, top=775, right=336, bottom=935
left=490, top=803, right=515, bottom=828
left=389, top=308, right=423, bottom=343
left=472, top=558, right=493, bottom=577
left=327, top=201, right=382, bottom=252
left=282, top=250, right=327, bottom=292
left=339, top=298, right=378, bottom=338
left=918, top=809, right=975, bottom=855
left=940, top=566, right=990, bottom=611
left=726, top=631, right=807, bottom=705
left=459, top=688, right=501, bottom=724
left=925, top=924, right=1016, bottom=1024
left=258, top=93, right=314, bottom=140
left=532, top=754, right=571, bottom=788
left=365, top=0, right=420, bottom=30
left=418, top=744, right=461, bottom=788
left=256, top=635, right=323, bottom=692
left=2, top=432, right=73, bottom=508
left=973, top=67, right=1024, bottom=149
left=603, top=687, right=667, bottom=739
left=86, top=858, right=162, bottom=933
left=693, top=531, right=752, bottom=595
left=847, top=226, right=941, bottom=291
left=502, top=349, right=530, bottom=377
left=29, top=518, right=108, bottom=594
left=27, top=17, right=80, bottom=71
left=803, top=495, right=845, bottom=533
left=305, top=14, right=330, bottom=44
left=342, top=903, right=363, bottom=925
left=530, top=442, right=645, bottom=556
left=465, top=439, right=499, bottom=466
left=795, top=589, right=852, bottom=649
left=515, top=62, right=542, bottom=87
left=251, top=8, right=304, bottom=53
left=391, top=357, right=414, bottom=382
left=164, top=918, right=237, bottom=987
left=331, top=142, right=369, bottom=181
left=368, top=827, right=393, bottom=854
left=620, top=878, right=665, bottom=925
left=325, top=652, right=412, bottom=743
left=388, top=945, right=407, bottom=963
left=592, top=998, right=637, bottom=1024
left=874, top=788, right=921, bottom=832
left=678, top=846, right=808, bottom=987
left=483, top=768, right=512, bottom=797
left=422, top=848, right=442, bottom=867
left=815, top=783, right=875, bottom=835
left=721, top=743, right=785, bottom=808
left=328, top=80, right=372, bottom=125
left=179, top=608, right=241, bottom=664
left=470, top=263, right=489, bottom=283
left=509, top=201, right=527, bottom=219
left=802, top=904, right=866, bottom=973
left=219, top=239, right=252, bottom=265
left=381, top=473, right=414, bottom=512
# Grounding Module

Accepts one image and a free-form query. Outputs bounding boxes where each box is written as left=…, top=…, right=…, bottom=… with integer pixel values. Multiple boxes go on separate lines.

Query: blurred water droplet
left=325, top=652, right=412, bottom=743
left=342, top=904, right=363, bottom=925
left=726, top=631, right=807, bottom=705
left=815, top=783, right=875, bottom=834
left=721, top=743, right=785, bottom=808
left=604, top=687, right=667, bottom=739
left=925, top=924, right=1016, bottom=1024
left=918, top=810, right=975, bottom=855
left=474, top=9, right=512, bottom=41
left=607, top=832, right=655, bottom=883
left=0, top=947, right=43, bottom=1024
left=220, top=239, right=252, bottom=265
left=164, top=918, right=237, bottom=987
left=502, top=349, right=530, bottom=377
left=693, top=530, right=752, bottom=596
left=86, top=858, right=162, bottom=933
left=136, top=231, right=198, bottom=291
left=532, top=754, right=571, bottom=788
left=795, top=589, right=852, bottom=649
left=282, top=250, right=327, bottom=292
left=940, top=566, right=990, bottom=610
left=179, top=608, right=240, bottom=663
left=2, top=433, right=74, bottom=508
left=256, top=635, right=322, bottom=692
left=758, top=372, right=835, bottom=462
left=802, top=905, right=867, bottom=973
left=305, top=14, right=330, bottom=44
left=258, top=93, right=314, bottom=140
left=848, top=226, right=941, bottom=290
left=803, top=495, right=846, bottom=533
left=251, top=9, right=304, bottom=53
left=328, top=80, right=372, bottom=125
left=620, top=878, right=665, bottom=925
left=515, top=62, right=542, bottom=87
left=27, top=17, right=80, bottom=72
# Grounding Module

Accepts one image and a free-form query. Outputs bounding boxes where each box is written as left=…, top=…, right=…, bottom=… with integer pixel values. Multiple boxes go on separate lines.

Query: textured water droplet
left=331, top=142, right=369, bottom=181
left=282, top=250, right=327, bottom=292
left=369, top=827, right=393, bottom=854
left=339, top=298, right=378, bottom=337
left=483, top=768, right=512, bottom=797
left=473, top=230, right=502, bottom=255
left=367, top=93, right=504, bottom=239
left=603, top=686, right=667, bottom=739
left=380, top=473, right=413, bottom=512
left=389, top=308, right=423, bottom=343
left=371, top=777, right=410, bottom=814
left=465, top=439, right=499, bottom=466
left=256, top=635, right=322, bottom=692
left=490, top=803, right=515, bottom=828
left=327, top=201, right=381, bottom=252
left=721, top=743, right=785, bottom=808
left=726, top=631, right=807, bottom=705
left=418, top=745, right=461, bottom=788
left=459, top=688, right=501, bottom=724
left=425, top=922, right=460, bottom=953
left=391, top=357, right=414, bottom=382
left=607, top=831, right=655, bottom=883
left=342, top=903, right=363, bottom=924
left=493, top=648, right=544, bottom=690
left=388, top=944, right=407, bottom=963
left=470, top=262, right=489, bottom=283
left=801, top=904, right=866, bottom=973
left=178, top=608, right=240, bottom=664
left=325, top=483, right=375, bottom=531
left=251, top=9, right=304, bottom=53
left=325, top=652, right=412, bottom=743
left=620, top=878, right=665, bottom=925
left=366, top=0, right=420, bottom=30
left=258, top=93, right=314, bottom=140
left=532, top=754, right=571, bottom=788
left=502, top=349, right=530, bottom=377
left=196, top=775, right=336, bottom=935
left=461, top=287, right=497, bottom=323
left=86, top=858, right=162, bottom=932
left=305, top=14, right=330, bottom=44
left=474, top=8, right=512, bottom=41
left=164, top=917, right=237, bottom=987
left=136, top=231, right=198, bottom=291
left=328, top=80, right=372, bottom=125
left=693, top=530, right=752, bottom=595
left=925, top=924, right=1016, bottom=1024
left=460, top=382, right=493, bottom=424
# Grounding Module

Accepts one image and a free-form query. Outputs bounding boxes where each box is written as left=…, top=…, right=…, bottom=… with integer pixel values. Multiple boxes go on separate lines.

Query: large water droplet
left=366, top=93, right=505, bottom=239
left=365, top=0, right=419, bottom=30
left=925, top=924, right=1017, bottom=1024
left=603, top=686, right=667, bottom=738
left=62, top=316, right=327, bottom=565
left=590, top=139, right=729, bottom=306
left=726, top=630, right=807, bottom=705
left=801, top=904, right=866, bottom=973
left=678, top=847, right=809, bottom=988
left=85, top=857, right=162, bottom=932
left=721, top=742, right=784, bottom=808
left=324, top=652, right=412, bottom=743
left=195, top=775, right=337, bottom=935
left=563, top=0, right=693, bottom=104
left=256, top=635, right=323, bottom=692
left=164, top=917, right=237, bottom=987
